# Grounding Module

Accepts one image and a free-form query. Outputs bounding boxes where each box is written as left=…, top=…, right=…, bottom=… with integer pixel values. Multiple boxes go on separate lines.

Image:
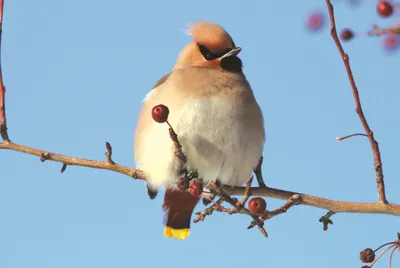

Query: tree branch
left=325, top=0, right=387, bottom=204
left=0, top=0, right=10, bottom=142
left=1, top=141, right=399, bottom=216
left=0, top=142, right=147, bottom=180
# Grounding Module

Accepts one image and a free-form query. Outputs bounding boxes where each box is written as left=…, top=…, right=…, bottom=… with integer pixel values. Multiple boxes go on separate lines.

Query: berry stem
left=369, top=244, right=397, bottom=268
left=389, top=245, right=398, bottom=268
left=374, top=242, right=398, bottom=252
left=166, top=120, right=187, bottom=166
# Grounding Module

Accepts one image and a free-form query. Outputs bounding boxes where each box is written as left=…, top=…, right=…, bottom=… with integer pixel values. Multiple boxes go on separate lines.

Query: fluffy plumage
left=134, top=21, right=265, bottom=239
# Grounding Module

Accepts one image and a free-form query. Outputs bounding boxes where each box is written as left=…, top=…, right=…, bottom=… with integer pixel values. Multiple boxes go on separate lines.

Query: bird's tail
left=162, top=189, right=200, bottom=240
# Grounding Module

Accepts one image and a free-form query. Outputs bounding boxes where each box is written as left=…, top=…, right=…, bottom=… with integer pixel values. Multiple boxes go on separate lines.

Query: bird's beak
left=220, top=47, right=242, bottom=59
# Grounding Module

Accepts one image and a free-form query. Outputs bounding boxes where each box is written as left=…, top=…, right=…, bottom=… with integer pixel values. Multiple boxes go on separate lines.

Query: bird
left=134, top=21, right=265, bottom=240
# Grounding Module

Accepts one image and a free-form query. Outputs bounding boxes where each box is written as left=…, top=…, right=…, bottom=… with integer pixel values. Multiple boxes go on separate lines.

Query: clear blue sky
left=1, top=0, right=399, bottom=267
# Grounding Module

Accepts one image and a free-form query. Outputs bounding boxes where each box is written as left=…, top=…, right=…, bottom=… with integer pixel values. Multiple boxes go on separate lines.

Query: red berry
left=248, top=197, right=267, bottom=216
left=340, top=28, right=354, bottom=42
left=377, top=1, right=393, bottom=17
left=151, top=104, right=169, bottom=123
left=305, top=11, right=325, bottom=32
left=360, top=248, right=375, bottom=263
left=382, top=33, right=399, bottom=53
left=189, top=183, right=202, bottom=197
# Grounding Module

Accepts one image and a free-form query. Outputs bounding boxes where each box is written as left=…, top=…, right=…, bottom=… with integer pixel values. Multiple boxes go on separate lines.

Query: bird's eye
left=198, top=44, right=218, bottom=61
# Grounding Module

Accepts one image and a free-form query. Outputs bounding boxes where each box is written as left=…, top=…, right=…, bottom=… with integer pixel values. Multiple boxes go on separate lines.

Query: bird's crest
left=186, top=21, right=235, bottom=54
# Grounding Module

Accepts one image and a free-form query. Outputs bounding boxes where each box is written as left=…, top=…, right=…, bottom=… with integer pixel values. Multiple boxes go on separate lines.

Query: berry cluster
left=305, top=1, right=400, bottom=53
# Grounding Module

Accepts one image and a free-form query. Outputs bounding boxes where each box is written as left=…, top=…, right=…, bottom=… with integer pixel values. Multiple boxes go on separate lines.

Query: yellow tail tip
left=164, top=226, right=190, bottom=240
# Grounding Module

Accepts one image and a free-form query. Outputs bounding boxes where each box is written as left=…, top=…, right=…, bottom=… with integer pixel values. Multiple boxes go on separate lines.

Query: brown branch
left=264, top=194, right=301, bottom=219
left=0, top=0, right=9, bottom=142
left=0, top=141, right=147, bottom=180
left=193, top=198, right=224, bottom=223
left=1, top=141, right=400, bottom=216
left=227, top=186, right=400, bottom=216
left=166, top=121, right=187, bottom=166
left=326, top=0, right=387, bottom=204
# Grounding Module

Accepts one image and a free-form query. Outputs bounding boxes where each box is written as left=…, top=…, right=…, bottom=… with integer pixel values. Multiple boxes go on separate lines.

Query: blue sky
left=1, top=0, right=399, bottom=267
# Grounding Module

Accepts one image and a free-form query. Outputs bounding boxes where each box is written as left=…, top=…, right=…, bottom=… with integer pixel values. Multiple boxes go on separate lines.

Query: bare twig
left=336, top=133, right=368, bottom=142
left=166, top=121, right=187, bottom=166
left=193, top=198, right=224, bottom=223
left=325, top=0, right=387, bottom=204
left=241, top=175, right=253, bottom=204
left=389, top=245, right=397, bottom=268
left=319, top=211, right=336, bottom=231
left=264, top=194, right=301, bottom=219
left=0, top=142, right=147, bottom=180
left=0, top=0, right=9, bottom=142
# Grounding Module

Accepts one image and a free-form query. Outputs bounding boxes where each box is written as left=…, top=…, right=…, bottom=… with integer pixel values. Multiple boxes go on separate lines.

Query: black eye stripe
left=197, top=44, right=218, bottom=61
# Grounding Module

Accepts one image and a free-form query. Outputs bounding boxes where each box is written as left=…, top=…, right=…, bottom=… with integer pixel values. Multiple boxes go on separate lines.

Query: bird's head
left=173, top=21, right=243, bottom=73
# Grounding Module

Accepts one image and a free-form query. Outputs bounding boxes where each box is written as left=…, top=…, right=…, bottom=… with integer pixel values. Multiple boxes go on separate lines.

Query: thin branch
left=264, top=194, right=301, bottom=219
left=0, top=142, right=147, bottom=180
left=241, top=175, right=253, bottom=204
left=336, top=133, right=368, bottom=142
left=0, top=0, right=9, bottom=142
left=389, top=245, right=397, bottom=268
left=166, top=121, right=187, bottom=166
left=193, top=198, right=224, bottom=223
left=325, top=0, right=387, bottom=204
